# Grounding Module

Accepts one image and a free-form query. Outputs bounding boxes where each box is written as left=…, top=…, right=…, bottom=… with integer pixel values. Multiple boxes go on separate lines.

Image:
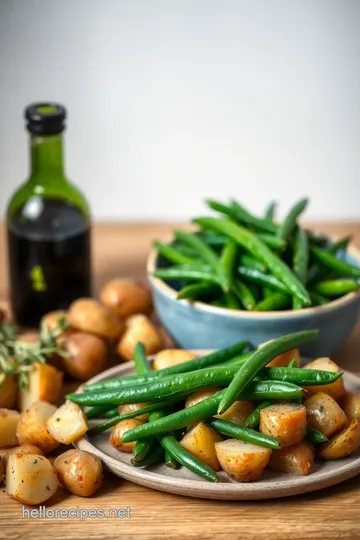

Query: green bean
left=153, top=266, right=222, bottom=286
left=306, top=427, right=328, bottom=444
left=220, top=239, right=238, bottom=288
left=177, top=282, right=219, bottom=300
left=207, top=418, right=280, bottom=449
left=193, top=218, right=310, bottom=306
left=257, top=234, right=286, bottom=250
left=230, top=200, right=279, bottom=234
left=309, top=291, right=329, bottom=306
left=232, top=281, right=257, bottom=310
left=239, top=254, right=267, bottom=272
left=85, top=340, right=249, bottom=392
left=277, top=198, right=309, bottom=241
left=131, top=444, right=164, bottom=467
left=258, top=367, right=342, bottom=386
left=121, top=383, right=303, bottom=443
left=86, top=405, right=117, bottom=419
left=217, top=329, right=318, bottom=414
left=237, top=266, right=289, bottom=294
left=200, top=231, right=228, bottom=247
left=224, top=291, right=242, bottom=309
left=263, top=287, right=274, bottom=299
left=244, top=400, right=273, bottom=428
left=313, top=279, right=359, bottom=297
left=132, top=438, right=155, bottom=462
left=206, top=199, right=239, bottom=221
left=293, top=228, right=309, bottom=310
left=311, top=246, right=360, bottom=278
left=327, top=236, right=352, bottom=255
left=133, top=342, right=151, bottom=375
left=255, top=293, right=290, bottom=311
left=264, top=201, right=277, bottom=222
left=165, top=450, right=179, bottom=469
left=288, top=358, right=298, bottom=368
left=154, top=242, right=195, bottom=265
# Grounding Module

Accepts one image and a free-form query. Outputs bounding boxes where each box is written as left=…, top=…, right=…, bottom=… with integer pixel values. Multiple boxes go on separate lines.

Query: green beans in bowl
left=147, top=198, right=360, bottom=357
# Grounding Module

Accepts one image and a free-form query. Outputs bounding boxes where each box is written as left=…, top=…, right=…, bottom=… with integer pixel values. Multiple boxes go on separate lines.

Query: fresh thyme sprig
left=0, top=317, right=70, bottom=390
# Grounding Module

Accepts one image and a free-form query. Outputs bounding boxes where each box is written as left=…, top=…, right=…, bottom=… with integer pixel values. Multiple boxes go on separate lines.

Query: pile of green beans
left=153, top=198, right=360, bottom=311
left=69, top=330, right=343, bottom=482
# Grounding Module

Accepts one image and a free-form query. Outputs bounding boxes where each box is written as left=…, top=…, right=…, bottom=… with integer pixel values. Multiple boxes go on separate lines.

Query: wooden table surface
left=1, top=221, right=360, bottom=540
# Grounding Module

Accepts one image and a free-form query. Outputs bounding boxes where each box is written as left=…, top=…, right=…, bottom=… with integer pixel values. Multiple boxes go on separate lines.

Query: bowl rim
left=146, top=235, right=360, bottom=319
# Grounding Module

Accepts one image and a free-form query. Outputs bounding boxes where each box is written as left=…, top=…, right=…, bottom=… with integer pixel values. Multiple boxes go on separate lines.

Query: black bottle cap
left=25, top=103, right=67, bottom=135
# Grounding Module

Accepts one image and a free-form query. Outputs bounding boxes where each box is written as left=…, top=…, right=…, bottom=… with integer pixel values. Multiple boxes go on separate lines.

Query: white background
left=0, top=0, right=359, bottom=221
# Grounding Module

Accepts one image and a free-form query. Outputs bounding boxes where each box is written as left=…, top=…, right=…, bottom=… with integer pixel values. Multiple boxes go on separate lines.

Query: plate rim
left=74, top=352, right=360, bottom=501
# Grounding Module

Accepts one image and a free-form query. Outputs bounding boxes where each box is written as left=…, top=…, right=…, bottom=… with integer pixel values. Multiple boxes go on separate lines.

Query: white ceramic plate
left=75, top=353, right=360, bottom=500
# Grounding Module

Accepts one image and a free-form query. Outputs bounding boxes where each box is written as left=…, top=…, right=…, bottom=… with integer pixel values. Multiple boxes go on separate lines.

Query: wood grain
left=1, top=221, right=360, bottom=540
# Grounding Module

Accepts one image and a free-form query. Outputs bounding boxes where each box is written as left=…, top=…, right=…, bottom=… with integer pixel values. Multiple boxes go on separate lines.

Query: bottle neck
left=29, top=133, right=66, bottom=183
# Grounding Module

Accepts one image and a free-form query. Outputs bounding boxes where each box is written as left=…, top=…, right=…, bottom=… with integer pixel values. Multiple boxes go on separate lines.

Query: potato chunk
left=46, top=401, right=88, bottom=444
left=305, top=392, right=348, bottom=438
left=318, top=420, right=360, bottom=459
left=342, top=391, right=360, bottom=422
left=260, top=403, right=307, bottom=448
left=16, top=401, right=59, bottom=454
left=215, top=401, right=255, bottom=426
left=0, top=374, right=17, bottom=409
left=117, top=315, right=162, bottom=362
left=0, top=445, right=44, bottom=467
left=18, top=362, right=63, bottom=412
left=110, top=419, right=143, bottom=452
left=100, top=279, right=153, bottom=318
left=0, top=409, right=20, bottom=448
left=68, top=298, right=124, bottom=339
left=269, top=441, right=314, bottom=475
left=185, top=387, right=221, bottom=409
left=153, top=349, right=196, bottom=371
left=215, top=439, right=272, bottom=482
left=260, top=340, right=300, bottom=367
left=118, top=403, right=149, bottom=423
left=54, top=449, right=103, bottom=497
left=303, top=357, right=345, bottom=401
left=6, top=454, right=57, bottom=505
left=180, top=422, right=222, bottom=470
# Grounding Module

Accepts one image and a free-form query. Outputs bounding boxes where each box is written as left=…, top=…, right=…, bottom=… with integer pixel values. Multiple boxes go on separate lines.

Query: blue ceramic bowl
left=147, top=244, right=360, bottom=357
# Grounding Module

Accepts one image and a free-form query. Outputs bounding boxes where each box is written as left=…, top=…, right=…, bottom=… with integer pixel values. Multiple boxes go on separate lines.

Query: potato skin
left=0, top=409, right=20, bottom=448
left=260, top=403, right=307, bottom=448
left=305, top=392, right=348, bottom=438
left=110, top=419, right=143, bottom=452
left=0, top=374, right=17, bottom=409
left=215, top=401, right=255, bottom=426
left=153, top=349, right=196, bottom=371
left=269, top=441, right=315, bottom=475
left=100, top=279, right=153, bottom=318
left=16, top=401, right=59, bottom=454
left=68, top=298, right=124, bottom=340
left=60, top=332, right=107, bottom=381
left=303, top=357, right=345, bottom=401
left=117, top=315, right=163, bottom=362
left=54, top=449, right=103, bottom=497
left=180, top=422, right=222, bottom=470
left=318, top=419, right=360, bottom=459
left=0, top=445, right=44, bottom=467
left=185, top=387, right=221, bottom=409
left=215, top=439, right=272, bottom=482
left=6, top=454, right=57, bottom=505
left=118, top=403, right=149, bottom=423
left=342, top=391, right=360, bottom=422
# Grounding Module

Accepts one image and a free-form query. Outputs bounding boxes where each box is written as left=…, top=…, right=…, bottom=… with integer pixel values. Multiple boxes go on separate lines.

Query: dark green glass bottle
left=6, top=103, right=91, bottom=327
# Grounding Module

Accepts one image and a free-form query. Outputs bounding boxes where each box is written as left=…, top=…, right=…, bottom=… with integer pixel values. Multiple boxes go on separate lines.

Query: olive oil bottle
left=6, top=103, right=91, bottom=327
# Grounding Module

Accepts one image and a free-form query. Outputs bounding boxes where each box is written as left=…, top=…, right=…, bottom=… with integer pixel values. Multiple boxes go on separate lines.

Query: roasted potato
left=68, top=298, right=124, bottom=340
left=100, top=279, right=153, bottom=318
left=117, top=315, right=163, bottom=362
left=16, top=401, right=59, bottom=454
left=17, top=331, right=64, bottom=370
left=0, top=445, right=44, bottom=467
left=153, top=349, right=196, bottom=371
left=54, top=449, right=103, bottom=497
left=269, top=441, right=315, bottom=475
left=180, top=422, right=222, bottom=470
left=60, top=332, right=107, bottom=381
left=110, top=419, right=143, bottom=452
left=260, top=403, right=307, bottom=448
left=7, top=454, right=57, bottom=504
left=46, top=401, right=88, bottom=444
left=0, top=409, right=20, bottom=448
left=303, top=357, right=345, bottom=401
left=342, top=391, right=360, bottom=422
left=319, top=419, right=360, bottom=459
left=0, top=457, right=4, bottom=485
left=215, top=439, right=272, bottom=482
left=118, top=403, right=149, bottom=423
left=185, top=387, right=221, bottom=409
left=260, top=340, right=300, bottom=367
left=0, top=374, right=17, bottom=410
left=305, top=392, right=348, bottom=438
left=40, top=310, right=71, bottom=335
left=18, top=362, right=63, bottom=412
left=215, top=401, right=255, bottom=426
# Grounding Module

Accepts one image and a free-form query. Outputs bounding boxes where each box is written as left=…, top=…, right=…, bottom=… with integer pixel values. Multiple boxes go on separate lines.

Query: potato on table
left=117, top=315, right=163, bottom=362
left=215, top=439, right=272, bottom=482
left=269, top=441, right=315, bottom=475
left=16, top=401, right=59, bottom=454
left=46, top=401, right=88, bottom=444
left=0, top=374, right=17, bottom=409
left=305, top=392, right=348, bottom=438
left=303, top=357, right=345, bottom=401
left=118, top=403, right=149, bottom=423
left=100, top=279, right=153, bottom=318
left=110, top=419, right=143, bottom=452
left=342, top=391, right=360, bottom=422
left=260, top=403, right=307, bottom=448
left=318, top=419, right=360, bottom=459
left=6, top=454, right=57, bottom=505
left=54, top=449, right=103, bottom=497
left=68, top=298, right=124, bottom=340
left=60, top=331, right=107, bottom=381
left=0, top=409, right=20, bottom=448
left=185, top=387, right=221, bottom=409
left=215, top=401, right=255, bottom=426
left=180, top=422, right=222, bottom=470
left=18, top=362, right=63, bottom=412
left=0, top=445, right=44, bottom=467
left=153, top=349, right=196, bottom=371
